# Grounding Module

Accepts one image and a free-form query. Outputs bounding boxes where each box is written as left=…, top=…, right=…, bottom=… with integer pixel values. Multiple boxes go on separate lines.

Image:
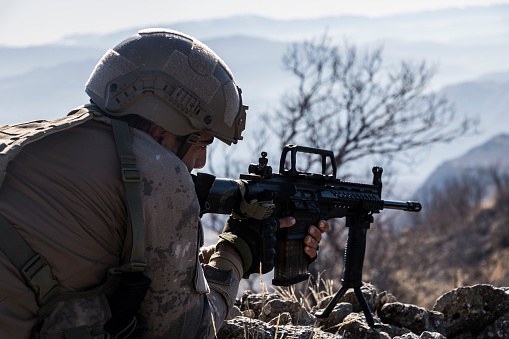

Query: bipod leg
left=315, top=285, right=381, bottom=328
left=354, top=287, right=381, bottom=328
left=315, top=285, right=349, bottom=318
left=316, top=215, right=382, bottom=328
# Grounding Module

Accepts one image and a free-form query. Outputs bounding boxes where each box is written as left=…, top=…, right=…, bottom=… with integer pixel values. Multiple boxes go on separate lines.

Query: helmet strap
left=176, top=132, right=201, bottom=160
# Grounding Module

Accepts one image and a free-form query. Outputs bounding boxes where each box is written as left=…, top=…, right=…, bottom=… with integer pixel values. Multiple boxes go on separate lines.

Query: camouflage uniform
left=0, top=113, right=242, bottom=338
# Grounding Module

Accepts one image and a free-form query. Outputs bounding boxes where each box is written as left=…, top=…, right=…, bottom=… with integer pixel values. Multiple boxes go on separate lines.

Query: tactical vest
left=0, top=105, right=150, bottom=339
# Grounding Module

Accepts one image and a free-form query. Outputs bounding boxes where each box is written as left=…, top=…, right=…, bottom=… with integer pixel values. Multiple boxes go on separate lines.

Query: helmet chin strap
left=176, top=132, right=201, bottom=160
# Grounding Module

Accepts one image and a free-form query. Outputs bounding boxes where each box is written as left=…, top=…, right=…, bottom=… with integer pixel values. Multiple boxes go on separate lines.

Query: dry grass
left=272, top=272, right=335, bottom=312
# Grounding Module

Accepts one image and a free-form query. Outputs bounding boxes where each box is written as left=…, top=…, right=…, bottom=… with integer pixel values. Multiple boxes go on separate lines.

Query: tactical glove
left=218, top=216, right=279, bottom=278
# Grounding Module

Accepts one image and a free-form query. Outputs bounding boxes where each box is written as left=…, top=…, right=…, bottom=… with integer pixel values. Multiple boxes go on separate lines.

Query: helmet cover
left=85, top=28, right=247, bottom=145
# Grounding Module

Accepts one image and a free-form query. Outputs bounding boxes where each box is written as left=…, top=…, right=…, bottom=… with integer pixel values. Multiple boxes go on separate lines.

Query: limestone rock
left=317, top=302, right=353, bottom=333
left=433, top=284, right=509, bottom=337
left=477, top=312, right=509, bottom=339
left=216, top=316, right=340, bottom=339
left=226, top=305, right=242, bottom=320
left=380, top=302, right=445, bottom=335
left=260, top=298, right=315, bottom=325
left=317, top=283, right=378, bottom=313
left=267, top=312, right=292, bottom=326
left=237, top=290, right=282, bottom=318
left=217, top=284, right=509, bottom=338
left=419, top=332, right=446, bottom=339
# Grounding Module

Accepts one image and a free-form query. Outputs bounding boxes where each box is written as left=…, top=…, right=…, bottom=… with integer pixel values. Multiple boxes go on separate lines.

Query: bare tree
left=265, top=33, right=477, bottom=175
left=261, top=33, right=480, bottom=299
left=203, top=33, right=482, bottom=297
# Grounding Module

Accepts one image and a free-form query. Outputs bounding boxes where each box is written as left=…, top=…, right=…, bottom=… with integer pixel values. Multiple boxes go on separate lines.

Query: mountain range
left=0, top=5, right=508, bottom=196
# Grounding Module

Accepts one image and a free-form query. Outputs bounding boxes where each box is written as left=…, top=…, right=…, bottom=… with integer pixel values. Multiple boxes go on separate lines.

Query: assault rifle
left=201, top=145, right=421, bottom=327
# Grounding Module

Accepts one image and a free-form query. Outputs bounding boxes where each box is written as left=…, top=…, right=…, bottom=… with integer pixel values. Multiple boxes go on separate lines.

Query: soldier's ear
left=147, top=124, right=181, bottom=155
left=148, top=124, right=166, bottom=143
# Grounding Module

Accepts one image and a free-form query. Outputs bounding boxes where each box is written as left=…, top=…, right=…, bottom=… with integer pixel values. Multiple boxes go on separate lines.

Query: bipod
left=315, top=214, right=382, bottom=328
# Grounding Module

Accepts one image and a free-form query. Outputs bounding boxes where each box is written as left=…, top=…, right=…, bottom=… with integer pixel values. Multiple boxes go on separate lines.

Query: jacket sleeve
left=195, top=248, right=243, bottom=338
left=133, top=131, right=243, bottom=339
left=199, top=244, right=216, bottom=264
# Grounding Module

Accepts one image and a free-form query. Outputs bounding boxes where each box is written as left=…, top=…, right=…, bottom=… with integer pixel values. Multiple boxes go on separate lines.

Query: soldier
left=0, top=29, right=329, bottom=338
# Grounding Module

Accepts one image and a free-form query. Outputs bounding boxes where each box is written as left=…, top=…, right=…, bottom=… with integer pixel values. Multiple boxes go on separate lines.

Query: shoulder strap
left=0, top=113, right=146, bottom=309
left=110, top=119, right=146, bottom=273
left=0, top=214, right=59, bottom=306
left=0, top=108, right=94, bottom=306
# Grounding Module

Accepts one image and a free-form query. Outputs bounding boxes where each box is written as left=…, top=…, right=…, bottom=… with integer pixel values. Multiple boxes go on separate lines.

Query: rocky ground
left=216, top=284, right=509, bottom=338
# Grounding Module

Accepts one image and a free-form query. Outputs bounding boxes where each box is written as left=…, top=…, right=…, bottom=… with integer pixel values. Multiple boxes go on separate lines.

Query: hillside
left=414, top=133, right=509, bottom=202
left=288, top=131, right=509, bottom=320
left=364, top=158, right=509, bottom=311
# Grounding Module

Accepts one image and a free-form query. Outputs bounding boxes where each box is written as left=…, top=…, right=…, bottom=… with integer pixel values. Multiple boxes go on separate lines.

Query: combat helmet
left=85, top=28, right=247, bottom=151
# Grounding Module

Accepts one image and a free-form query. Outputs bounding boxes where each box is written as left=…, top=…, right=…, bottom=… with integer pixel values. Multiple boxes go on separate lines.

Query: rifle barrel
left=383, top=200, right=422, bottom=212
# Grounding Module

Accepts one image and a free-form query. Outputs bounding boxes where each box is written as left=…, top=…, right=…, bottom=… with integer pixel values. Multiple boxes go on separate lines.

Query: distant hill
left=414, top=133, right=509, bottom=200
left=441, top=75, right=509, bottom=134
left=0, top=45, right=104, bottom=79
left=0, top=36, right=291, bottom=125
left=2, top=5, right=509, bottom=86
left=57, top=5, right=509, bottom=49
left=0, top=59, right=96, bottom=125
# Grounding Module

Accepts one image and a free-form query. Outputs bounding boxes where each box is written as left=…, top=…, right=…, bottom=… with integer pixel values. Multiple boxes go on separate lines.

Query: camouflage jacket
left=0, top=108, right=242, bottom=338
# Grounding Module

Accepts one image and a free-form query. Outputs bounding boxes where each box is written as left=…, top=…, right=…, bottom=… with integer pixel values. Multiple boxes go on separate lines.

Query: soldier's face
left=148, top=124, right=213, bottom=172
left=180, top=132, right=214, bottom=172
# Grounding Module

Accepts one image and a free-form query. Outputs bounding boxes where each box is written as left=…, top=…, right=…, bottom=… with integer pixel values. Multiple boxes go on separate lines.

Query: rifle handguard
left=232, top=180, right=275, bottom=220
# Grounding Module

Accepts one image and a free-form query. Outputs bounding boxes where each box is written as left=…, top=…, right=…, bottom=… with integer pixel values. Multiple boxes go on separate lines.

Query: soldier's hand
left=304, top=220, right=329, bottom=259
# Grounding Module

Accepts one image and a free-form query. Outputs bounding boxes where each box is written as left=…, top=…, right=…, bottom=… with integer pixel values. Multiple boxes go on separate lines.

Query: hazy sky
left=1, top=0, right=509, bottom=47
